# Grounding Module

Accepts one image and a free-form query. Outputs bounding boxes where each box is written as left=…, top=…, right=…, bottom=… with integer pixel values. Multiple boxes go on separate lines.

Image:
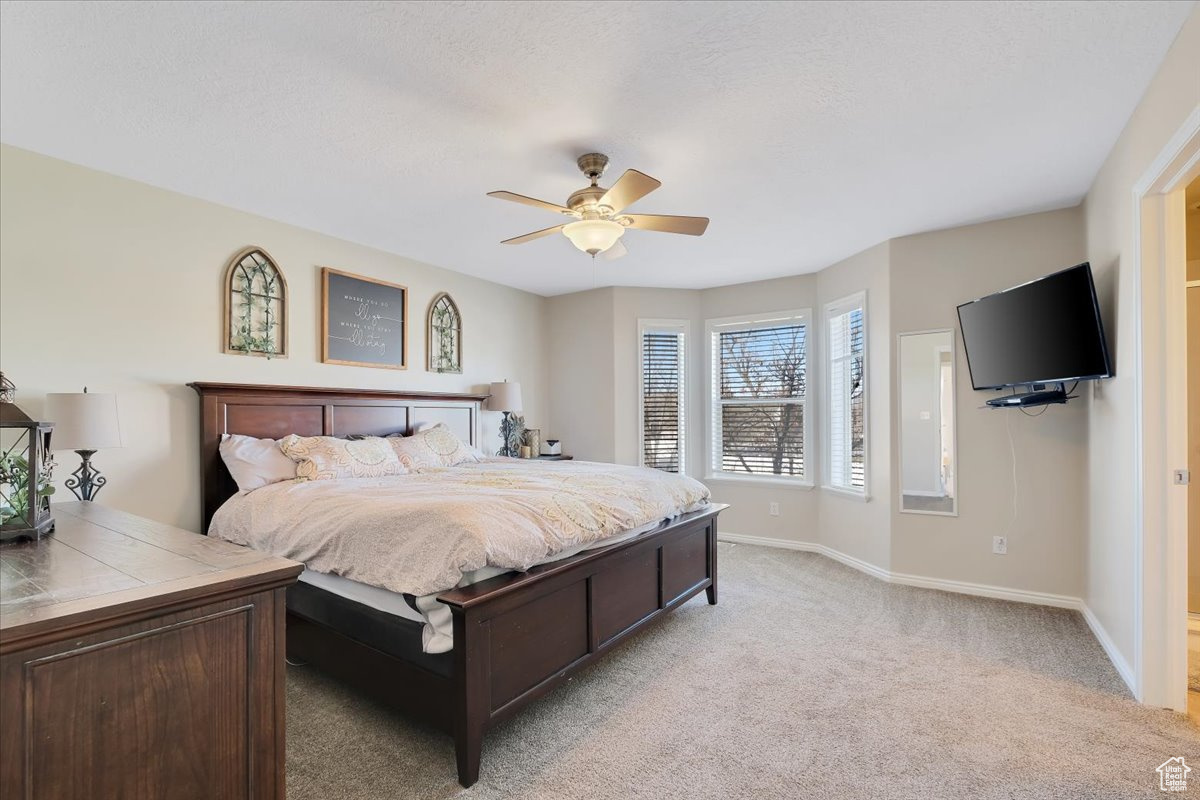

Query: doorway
left=1135, top=110, right=1198, bottom=712
left=1187, top=176, right=1199, bottom=723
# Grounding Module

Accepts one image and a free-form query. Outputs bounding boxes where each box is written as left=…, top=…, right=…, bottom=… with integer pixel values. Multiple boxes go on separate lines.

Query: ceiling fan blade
left=487, top=191, right=573, bottom=215
left=599, top=169, right=661, bottom=214
left=622, top=214, right=710, bottom=236
left=501, top=224, right=566, bottom=245
left=600, top=239, right=628, bottom=261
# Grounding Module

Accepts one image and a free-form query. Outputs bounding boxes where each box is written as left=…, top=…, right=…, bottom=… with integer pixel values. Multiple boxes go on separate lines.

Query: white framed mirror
left=898, top=330, right=957, bottom=516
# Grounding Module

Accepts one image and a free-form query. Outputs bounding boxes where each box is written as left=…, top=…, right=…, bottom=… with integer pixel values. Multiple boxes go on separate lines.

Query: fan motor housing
left=567, top=185, right=610, bottom=215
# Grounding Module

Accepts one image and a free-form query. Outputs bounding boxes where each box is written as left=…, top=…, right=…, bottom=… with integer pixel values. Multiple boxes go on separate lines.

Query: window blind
left=828, top=302, right=865, bottom=490
left=641, top=328, right=685, bottom=473
left=711, top=318, right=807, bottom=479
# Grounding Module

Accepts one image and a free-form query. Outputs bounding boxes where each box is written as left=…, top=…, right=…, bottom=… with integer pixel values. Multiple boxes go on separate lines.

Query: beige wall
left=890, top=208, right=1087, bottom=596
left=1082, top=11, right=1200, bottom=668
left=547, top=207, right=1086, bottom=604
left=0, top=145, right=549, bottom=532
left=545, top=288, right=616, bottom=464
left=815, top=242, right=892, bottom=567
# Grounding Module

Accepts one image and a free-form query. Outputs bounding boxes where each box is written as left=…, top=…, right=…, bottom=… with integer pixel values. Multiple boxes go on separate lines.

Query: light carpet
left=286, top=542, right=1199, bottom=799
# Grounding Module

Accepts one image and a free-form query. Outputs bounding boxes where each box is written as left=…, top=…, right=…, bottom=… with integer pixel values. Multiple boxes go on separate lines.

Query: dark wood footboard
left=191, top=380, right=725, bottom=789
left=437, top=503, right=724, bottom=786
left=286, top=504, right=723, bottom=788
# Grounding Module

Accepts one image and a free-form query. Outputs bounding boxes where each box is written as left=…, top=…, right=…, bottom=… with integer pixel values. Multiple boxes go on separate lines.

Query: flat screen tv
left=956, top=262, right=1113, bottom=392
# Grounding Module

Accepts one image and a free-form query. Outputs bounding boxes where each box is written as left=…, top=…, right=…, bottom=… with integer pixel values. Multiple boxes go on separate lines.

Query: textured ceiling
left=0, top=1, right=1193, bottom=295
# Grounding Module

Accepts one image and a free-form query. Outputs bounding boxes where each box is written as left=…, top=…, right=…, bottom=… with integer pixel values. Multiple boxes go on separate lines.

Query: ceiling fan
left=488, top=153, right=709, bottom=260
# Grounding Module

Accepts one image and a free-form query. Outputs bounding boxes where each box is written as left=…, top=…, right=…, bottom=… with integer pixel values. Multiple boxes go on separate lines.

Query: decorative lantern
left=0, top=383, right=56, bottom=541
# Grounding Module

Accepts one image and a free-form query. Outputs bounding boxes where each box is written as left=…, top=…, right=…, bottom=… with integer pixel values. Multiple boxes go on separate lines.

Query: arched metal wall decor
left=223, top=246, right=288, bottom=358
left=427, top=292, right=462, bottom=373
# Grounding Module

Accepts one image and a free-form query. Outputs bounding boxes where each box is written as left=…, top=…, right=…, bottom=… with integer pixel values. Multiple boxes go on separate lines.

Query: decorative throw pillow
left=388, top=423, right=478, bottom=471
left=412, top=421, right=488, bottom=460
left=219, top=434, right=298, bottom=492
left=278, top=434, right=406, bottom=481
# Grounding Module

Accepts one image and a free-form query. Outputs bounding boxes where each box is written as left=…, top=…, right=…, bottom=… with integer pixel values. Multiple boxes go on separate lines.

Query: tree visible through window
left=710, top=312, right=809, bottom=480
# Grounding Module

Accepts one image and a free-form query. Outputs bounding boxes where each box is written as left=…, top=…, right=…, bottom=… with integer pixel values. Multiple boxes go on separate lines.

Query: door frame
left=1134, top=106, right=1199, bottom=710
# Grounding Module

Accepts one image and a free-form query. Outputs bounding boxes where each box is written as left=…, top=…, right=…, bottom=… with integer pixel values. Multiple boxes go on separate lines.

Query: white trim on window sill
left=704, top=474, right=814, bottom=489
left=821, top=485, right=870, bottom=502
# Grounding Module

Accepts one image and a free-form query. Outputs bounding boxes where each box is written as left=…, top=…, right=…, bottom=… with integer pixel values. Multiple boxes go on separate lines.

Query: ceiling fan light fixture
left=489, top=153, right=707, bottom=258
left=562, top=219, right=624, bottom=256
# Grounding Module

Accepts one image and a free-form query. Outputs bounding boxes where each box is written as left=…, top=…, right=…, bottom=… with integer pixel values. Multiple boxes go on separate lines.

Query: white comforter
left=209, top=457, right=711, bottom=599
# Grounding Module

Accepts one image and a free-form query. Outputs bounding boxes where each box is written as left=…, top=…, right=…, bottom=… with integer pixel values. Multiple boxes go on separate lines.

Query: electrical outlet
left=769, top=502, right=780, bottom=517
left=992, top=536, right=1007, bottom=555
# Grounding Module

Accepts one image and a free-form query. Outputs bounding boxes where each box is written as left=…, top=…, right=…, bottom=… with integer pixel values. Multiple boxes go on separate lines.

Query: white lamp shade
left=45, top=392, right=123, bottom=451
left=562, top=220, right=624, bottom=255
left=487, top=381, right=522, bottom=413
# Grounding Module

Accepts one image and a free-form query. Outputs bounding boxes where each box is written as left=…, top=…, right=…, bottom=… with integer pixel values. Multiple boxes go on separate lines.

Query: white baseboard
left=718, top=531, right=1075, bottom=607
left=718, top=531, right=1137, bottom=696
left=716, top=531, right=819, bottom=552
left=1080, top=604, right=1137, bottom=695
left=808, top=539, right=892, bottom=583
left=886, top=568, right=1080, bottom=609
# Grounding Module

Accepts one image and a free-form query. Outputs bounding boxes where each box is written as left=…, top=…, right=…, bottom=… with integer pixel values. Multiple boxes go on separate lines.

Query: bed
left=190, top=382, right=724, bottom=787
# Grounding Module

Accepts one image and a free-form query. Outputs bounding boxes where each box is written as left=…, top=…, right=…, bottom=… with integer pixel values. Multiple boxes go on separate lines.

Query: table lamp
left=46, top=389, right=123, bottom=501
left=487, top=381, right=522, bottom=457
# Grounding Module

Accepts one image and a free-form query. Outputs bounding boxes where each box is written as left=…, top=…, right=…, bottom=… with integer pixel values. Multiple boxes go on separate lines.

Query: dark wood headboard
left=190, top=382, right=487, bottom=531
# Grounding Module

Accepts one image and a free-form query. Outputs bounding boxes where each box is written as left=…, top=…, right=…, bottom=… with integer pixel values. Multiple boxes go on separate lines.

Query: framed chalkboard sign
left=321, top=267, right=408, bottom=369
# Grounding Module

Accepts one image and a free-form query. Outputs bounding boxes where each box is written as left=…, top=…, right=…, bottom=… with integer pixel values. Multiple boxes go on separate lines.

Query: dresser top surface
left=1, top=501, right=300, bottom=640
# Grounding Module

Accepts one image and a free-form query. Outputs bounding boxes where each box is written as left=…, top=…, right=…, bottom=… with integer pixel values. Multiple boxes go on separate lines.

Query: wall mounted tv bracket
left=985, top=382, right=1077, bottom=409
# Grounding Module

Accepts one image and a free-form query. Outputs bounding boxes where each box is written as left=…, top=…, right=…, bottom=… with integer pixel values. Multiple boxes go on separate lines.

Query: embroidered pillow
left=388, top=423, right=478, bottom=471
left=413, top=422, right=488, bottom=460
left=219, top=434, right=298, bottom=492
left=278, top=434, right=406, bottom=481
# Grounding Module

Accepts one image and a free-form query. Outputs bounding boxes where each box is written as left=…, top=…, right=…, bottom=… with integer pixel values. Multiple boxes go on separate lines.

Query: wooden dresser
left=0, top=502, right=302, bottom=800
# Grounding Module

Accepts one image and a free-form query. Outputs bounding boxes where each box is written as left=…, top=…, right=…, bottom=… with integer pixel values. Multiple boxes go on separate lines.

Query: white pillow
left=279, top=434, right=407, bottom=481
left=389, top=423, right=479, bottom=471
left=219, top=434, right=298, bottom=492
left=413, top=421, right=487, bottom=459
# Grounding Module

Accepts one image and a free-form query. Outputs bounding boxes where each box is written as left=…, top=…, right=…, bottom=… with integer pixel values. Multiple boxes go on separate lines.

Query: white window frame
left=638, top=318, right=688, bottom=475
left=823, top=291, right=868, bottom=498
left=706, top=309, right=813, bottom=486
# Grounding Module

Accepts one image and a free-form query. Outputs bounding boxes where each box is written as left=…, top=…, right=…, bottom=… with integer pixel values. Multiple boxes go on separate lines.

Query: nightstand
left=536, top=454, right=574, bottom=461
